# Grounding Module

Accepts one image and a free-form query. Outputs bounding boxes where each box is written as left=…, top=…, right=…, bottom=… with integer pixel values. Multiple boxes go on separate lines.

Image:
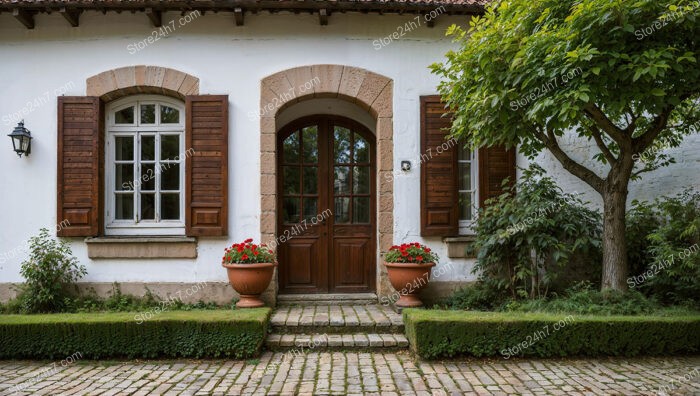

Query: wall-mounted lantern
left=401, top=160, right=411, bottom=171
left=8, top=120, right=32, bottom=158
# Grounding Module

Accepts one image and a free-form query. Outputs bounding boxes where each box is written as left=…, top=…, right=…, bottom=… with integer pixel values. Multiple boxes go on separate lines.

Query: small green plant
left=443, top=282, right=505, bottom=311
left=473, top=165, right=602, bottom=299
left=18, top=228, right=86, bottom=313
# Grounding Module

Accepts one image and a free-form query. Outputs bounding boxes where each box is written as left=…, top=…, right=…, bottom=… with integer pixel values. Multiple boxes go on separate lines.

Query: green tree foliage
left=432, top=0, right=700, bottom=290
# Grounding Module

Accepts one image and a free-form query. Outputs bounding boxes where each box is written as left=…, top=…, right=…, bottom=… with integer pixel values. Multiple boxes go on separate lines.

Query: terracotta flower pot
left=222, top=262, right=276, bottom=308
left=383, top=262, right=436, bottom=307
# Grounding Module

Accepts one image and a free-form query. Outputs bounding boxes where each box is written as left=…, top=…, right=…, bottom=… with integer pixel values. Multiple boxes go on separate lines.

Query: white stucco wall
left=0, top=11, right=698, bottom=290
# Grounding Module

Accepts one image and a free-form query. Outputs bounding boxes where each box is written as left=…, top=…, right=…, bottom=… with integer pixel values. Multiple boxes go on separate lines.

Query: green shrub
left=627, top=191, right=700, bottom=306
left=443, top=282, right=506, bottom=311
left=473, top=165, right=602, bottom=299
left=18, top=228, right=86, bottom=313
left=503, top=283, right=661, bottom=316
left=0, top=309, right=270, bottom=359
left=404, top=309, right=700, bottom=359
left=2, top=283, right=229, bottom=314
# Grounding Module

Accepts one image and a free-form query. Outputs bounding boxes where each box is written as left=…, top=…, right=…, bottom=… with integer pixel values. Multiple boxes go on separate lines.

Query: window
left=105, top=95, right=185, bottom=235
left=457, top=145, right=478, bottom=234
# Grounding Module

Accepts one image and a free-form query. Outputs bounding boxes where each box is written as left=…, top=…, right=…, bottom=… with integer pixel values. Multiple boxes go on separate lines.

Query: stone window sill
left=85, top=237, right=197, bottom=259
left=443, top=235, right=477, bottom=259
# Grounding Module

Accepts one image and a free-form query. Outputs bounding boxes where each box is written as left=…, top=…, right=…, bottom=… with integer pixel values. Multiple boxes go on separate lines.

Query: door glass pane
left=354, top=134, right=370, bottom=163
left=334, top=166, right=351, bottom=195
left=161, top=135, right=180, bottom=160
left=115, top=106, right=134, bottom=124
left=115, top=164, right=134, bottom=191
left=161, top=164, right=180, bottom=190
left=160, top=106, right=180, bottom=124
left=459, top=162, right=471, bottom=191
left=141, top=193, right=155, bottom=220
left=283, top=131, right=300, bottom=164
left=115, top=136, right=133, bottom=161
left=303, top=198, right=318, bottom=221
left=334, top=197, right=350, bottom=224
left=283, top=197, right=300, bottom=223
left=115, top=194, right=133, bottom=220
left=353, top=197, right=370, bottom=223
left=140, top=104, right=156, bottom=124
left=161, top=193, right=180, bottom=220
left=353, top=166, right=370, bottom=194
left=302, top=126, right=318, bottom=164
left=140, top=164, right=155, bottom=191
left=303, top=167, right=318, bottom=194
left=283, top=166, right=300, bottom=195
left=334, top=127, right=351, bottom=163
left=141, top=135, right=155, bottom=161
left=459, top=192, right=472, bottom=221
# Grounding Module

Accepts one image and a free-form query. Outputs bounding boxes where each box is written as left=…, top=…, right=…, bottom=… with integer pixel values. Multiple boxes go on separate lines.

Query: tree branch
left=532, top=126, right=605, bottom=194
left=632, top=106, right=675, bottom=153
left=587, top=123, right=617, bottom=164
left=583, top=104, right=628, bottom=144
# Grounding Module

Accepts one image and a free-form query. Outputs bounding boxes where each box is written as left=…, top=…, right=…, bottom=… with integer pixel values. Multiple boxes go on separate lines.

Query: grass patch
left=404, top=309, right=700, bottom=359
left=0, top=308, right=271, bottom=360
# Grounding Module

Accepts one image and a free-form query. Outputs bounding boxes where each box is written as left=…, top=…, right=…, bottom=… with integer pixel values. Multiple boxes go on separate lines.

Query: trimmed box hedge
left=404, top=309, right=700, bottom=359
left=0, top=308, right=270, bottom=359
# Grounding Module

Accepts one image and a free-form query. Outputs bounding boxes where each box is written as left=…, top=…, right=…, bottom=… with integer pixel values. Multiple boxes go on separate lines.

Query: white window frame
left=458, top=148, right=479, bottom=235
left=105, top=95, right=186, bottom=236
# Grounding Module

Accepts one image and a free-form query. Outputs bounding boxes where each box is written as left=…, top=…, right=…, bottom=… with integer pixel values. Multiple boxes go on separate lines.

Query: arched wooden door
left=277, top=115, right=376, bottom=293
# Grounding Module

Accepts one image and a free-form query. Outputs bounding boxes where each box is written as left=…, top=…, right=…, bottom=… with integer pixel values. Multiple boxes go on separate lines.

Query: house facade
left=1, top=0, right=698, bottom=305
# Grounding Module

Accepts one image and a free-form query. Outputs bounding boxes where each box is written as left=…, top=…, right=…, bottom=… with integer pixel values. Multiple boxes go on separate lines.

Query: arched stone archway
left=86, top=65, right=199, bottom=101
left=259, top=64, right=394, bottom=298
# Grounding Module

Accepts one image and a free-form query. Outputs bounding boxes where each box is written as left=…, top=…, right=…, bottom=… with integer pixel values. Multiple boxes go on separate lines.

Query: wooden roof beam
left=234, top=7, right=244, bottom=26
left=145, top=8, right=161, bottom=27
left=59, top=7, right=82, bottom=27
left=13, top=8, right=34, bottom=29
left=319, top=8, right=328, bottom=25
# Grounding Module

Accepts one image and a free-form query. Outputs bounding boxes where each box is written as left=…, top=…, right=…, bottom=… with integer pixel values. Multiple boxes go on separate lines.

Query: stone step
left=277, top=293, right=378, bottom=306
left=265, top=333, right=409, bottom=351
left=270, top=305, right=404, bottom=334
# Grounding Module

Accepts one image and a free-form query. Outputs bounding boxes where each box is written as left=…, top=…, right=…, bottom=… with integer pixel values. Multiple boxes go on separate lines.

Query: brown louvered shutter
left=420, top=95, right=458, bottom=236
left=478, top=146, right=517, bottom=207
left=57, top=96, right=104, bottom=237
left=185, top=95, right=229, bottom=236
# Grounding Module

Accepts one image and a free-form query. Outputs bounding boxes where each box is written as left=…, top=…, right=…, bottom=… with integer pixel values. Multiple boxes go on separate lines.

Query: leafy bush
left=473, top=165, right=602, bottom=299
left=442, top=282, right=506, bottom=311
left=0, top=309, right=270, bottom=359
left=444, top=281, right=668, bottom=316
left=627, top=191, right=700, bottom=306
left=404, top=309, right=700, bottom=359
left=625, top=201, right=660, bottom=277
left=17, top=228, right=86, bottom=313
left=503, top=282, right=661, bottom=316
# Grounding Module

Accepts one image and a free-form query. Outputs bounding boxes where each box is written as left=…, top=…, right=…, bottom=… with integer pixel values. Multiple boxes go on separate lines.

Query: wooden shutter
left=478, top=146, right=516, bottom=207
left=185, top=95, right=229, bottom=236
left=57, top=96, right=103, bottom=237
left=420, top=95, right=459, bottom=237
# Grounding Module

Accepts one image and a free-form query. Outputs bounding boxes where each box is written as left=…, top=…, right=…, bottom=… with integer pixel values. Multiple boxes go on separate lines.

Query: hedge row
left=0, top=309, right=270, bottom=359
left=404, top=309, right=700, bottom=359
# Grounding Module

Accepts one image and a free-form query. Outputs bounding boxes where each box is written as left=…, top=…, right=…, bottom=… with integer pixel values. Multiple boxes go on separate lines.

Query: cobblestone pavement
left=1, top=353, right=698, bottom=395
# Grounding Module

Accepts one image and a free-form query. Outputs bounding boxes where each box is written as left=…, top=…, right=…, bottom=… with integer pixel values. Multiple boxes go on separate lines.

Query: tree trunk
left=601, top=186, right=629, bottom=291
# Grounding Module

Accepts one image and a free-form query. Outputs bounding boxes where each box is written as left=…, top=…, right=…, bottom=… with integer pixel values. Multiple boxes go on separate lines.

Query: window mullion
left=155, top=133, right=161, bottom=222
left=134, top=132, right=140, bottom=224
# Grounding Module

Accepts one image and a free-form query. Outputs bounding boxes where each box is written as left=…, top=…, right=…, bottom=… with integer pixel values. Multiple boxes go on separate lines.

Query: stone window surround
left=84, top=65, right=200, bottom=259
left=259, top=64, right=394, bottom=298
